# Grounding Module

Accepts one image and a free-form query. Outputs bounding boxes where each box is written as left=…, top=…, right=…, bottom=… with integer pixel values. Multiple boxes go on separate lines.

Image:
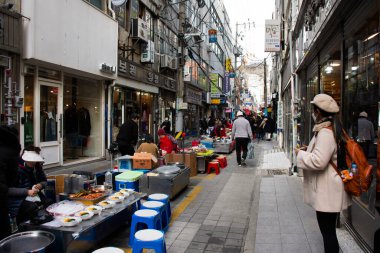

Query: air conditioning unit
left=160, top=54, right=171, bottom=68
left=169, top=57, right=178, bottom=69
left=131, top=18, right=149, bottom=42
left=141, top=40, right=155, bottom=63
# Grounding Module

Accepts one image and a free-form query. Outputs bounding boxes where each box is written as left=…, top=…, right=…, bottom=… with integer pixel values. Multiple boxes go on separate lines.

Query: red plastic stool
left=207, top=162, right=220, bottom=175
left=218, top=156, right=227, bottom=167
left=217, top=157, right=226, bottom=168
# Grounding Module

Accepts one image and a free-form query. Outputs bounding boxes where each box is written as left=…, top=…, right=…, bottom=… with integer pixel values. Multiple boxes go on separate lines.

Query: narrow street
left=78, top=140, right=363, bottom=253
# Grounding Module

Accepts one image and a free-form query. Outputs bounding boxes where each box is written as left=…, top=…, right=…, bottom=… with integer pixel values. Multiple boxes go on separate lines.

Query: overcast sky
left=223, top=0, right=275, bottom=61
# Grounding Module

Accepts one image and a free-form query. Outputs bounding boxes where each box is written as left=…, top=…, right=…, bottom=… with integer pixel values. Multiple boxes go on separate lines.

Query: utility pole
left=175, top=0, right=186, bottom=133
left=263, top=57, right=267, bottom=108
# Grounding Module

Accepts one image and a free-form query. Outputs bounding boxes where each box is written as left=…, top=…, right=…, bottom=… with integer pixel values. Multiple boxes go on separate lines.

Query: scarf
left=312, top=121, right=332, bottom=133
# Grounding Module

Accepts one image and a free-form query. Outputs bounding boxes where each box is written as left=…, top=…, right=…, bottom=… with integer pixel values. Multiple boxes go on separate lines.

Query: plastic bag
left=247, top=142, right=254, bottom=159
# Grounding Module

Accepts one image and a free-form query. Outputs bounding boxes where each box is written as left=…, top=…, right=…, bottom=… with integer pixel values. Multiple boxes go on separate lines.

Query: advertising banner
left=265, top=19, right=281, bottom=52
left=208, top=29, right=217, bottom=43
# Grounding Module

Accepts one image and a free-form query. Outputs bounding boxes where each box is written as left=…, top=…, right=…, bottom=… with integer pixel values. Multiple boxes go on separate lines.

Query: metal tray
left=0, top=230, right=55, bottom=253
left=69, top=193, right=108, bottom=206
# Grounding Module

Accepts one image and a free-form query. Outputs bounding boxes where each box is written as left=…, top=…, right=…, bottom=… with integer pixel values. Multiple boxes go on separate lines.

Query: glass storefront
left=111, top=87, right=155, bottom=141
left=23, top=67, right=104, bottom=165
left=343, top=9, right=379, bottom=212
left=63, top=75, right=102, bottom=163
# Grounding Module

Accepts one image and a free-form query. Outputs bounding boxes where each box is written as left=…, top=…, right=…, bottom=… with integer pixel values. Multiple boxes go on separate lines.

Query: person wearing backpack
left=295, top=94, right=351, bottom=253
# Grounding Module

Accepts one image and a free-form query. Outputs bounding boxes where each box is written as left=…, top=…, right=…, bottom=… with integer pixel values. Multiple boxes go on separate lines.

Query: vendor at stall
left=158, top=128, right=178, bottom=155
left=137, top=134, right=159, bottom=159
left=8, top=146, right=52, bottom=224
left=211, top=119, right=227, bottom=138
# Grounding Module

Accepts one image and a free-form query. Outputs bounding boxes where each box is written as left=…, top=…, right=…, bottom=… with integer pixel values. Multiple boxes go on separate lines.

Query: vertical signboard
left=265, top=19, right=281, bottom=52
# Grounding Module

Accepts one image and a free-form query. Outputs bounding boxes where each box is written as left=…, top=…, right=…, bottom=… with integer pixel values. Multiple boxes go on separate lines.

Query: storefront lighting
left=325, top=66, right=333, bottom=73
left=363, top=32, right=379, bottom=42
left=351, top=66, right=359, bottom=71
left=330, top=61, right=340, bottom=67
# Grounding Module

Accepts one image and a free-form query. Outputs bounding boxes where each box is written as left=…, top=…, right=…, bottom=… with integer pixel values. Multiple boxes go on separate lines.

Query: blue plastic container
left=118, top=158, right=133, bottom=170
left=115, top=171, right=143, bottom=191
left=201, top=140, right=214, bottom=149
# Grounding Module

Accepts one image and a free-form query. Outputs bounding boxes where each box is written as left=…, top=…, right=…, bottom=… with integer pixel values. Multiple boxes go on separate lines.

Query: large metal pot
left=0, top=231, right=55, bottom=253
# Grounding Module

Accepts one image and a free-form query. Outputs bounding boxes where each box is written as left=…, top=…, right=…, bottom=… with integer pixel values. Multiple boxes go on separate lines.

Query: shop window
left=320, top=50, right=341, bottom=105
left=343, top=12, right=379, bottom=213
left=63, top=76, right=102, bottom=162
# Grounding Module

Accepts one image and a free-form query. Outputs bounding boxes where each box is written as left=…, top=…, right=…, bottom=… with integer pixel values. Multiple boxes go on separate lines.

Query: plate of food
left=86, top=205, right=103, bottom=215
left=108, top=195, right=123, bottom=203
left=113, top=192, right=127, bottom=198
left=75, top=210, right=94, bottom=220
left=120, top=189, right=134, bottom=195
left=97, top=200, right=116, bottom=209
left=60, top=216, right=82, bottom=227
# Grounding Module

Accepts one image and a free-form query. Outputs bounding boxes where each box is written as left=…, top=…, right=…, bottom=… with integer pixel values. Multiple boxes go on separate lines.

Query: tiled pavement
left=92, top=139, right=362, bottom=252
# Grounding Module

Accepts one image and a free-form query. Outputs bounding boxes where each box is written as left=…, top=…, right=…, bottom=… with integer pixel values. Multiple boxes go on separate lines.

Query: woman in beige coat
left=296, top=94, right=351, bottom=253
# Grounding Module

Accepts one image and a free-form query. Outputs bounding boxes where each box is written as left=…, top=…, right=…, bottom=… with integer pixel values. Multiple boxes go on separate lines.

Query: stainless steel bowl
left=0, top=230, right=55, bottom=253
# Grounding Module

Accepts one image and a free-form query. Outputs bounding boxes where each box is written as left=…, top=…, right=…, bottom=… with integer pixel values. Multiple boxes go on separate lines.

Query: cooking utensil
left=0, top=230, right=55, bottom=253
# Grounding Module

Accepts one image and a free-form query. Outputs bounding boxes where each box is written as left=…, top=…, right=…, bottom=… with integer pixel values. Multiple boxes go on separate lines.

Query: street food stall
left=20, top=188, right=145, bottom=253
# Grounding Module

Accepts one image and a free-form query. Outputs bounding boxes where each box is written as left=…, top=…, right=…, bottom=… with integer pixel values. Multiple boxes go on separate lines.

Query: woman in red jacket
left=158, top=128, right=177, bottom=154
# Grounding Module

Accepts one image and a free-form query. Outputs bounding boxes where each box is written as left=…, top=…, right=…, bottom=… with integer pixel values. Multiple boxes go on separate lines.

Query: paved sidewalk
left=47, top=139, right=363, bottom=253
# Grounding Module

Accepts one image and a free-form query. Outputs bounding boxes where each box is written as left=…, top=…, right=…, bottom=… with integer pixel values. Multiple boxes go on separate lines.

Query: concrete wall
left=22, top=0, right=118, bottom=79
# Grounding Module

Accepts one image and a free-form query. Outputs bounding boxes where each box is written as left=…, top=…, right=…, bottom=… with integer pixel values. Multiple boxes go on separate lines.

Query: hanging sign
left=208, top=29, right=217, bottom=43
left=265, top=19, right=281, bottom=52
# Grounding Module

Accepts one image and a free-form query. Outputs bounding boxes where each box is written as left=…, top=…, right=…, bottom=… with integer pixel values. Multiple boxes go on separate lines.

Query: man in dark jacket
left=160, top=116, right=171, bottom=134
left=0, top=126, right=21, bottom=240
left=117, top=114, right=139, bottom=156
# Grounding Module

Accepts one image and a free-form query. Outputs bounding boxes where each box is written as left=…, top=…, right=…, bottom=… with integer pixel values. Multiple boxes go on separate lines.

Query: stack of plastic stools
left=207, top=161, right=220, bottom=175
left=217, top=156, right=227, bottom=168
left=147, top=194, right=171, bottom=220
left=129, top=209, right=162, bottom=246
left=132, top=229, right=166, bottom=253
left=141, top=201, right=169, bottom=231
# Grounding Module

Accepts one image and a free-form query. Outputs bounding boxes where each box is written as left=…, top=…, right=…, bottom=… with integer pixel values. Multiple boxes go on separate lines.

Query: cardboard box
left=165, top=153, right=197, bottom=177
left=133, top=153, right=157, bottom=170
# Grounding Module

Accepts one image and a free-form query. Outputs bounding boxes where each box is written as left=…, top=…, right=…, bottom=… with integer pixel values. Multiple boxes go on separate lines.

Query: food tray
left=46, top=200, right=85, bottom=216
left=69, top=193, right=108, bottom=206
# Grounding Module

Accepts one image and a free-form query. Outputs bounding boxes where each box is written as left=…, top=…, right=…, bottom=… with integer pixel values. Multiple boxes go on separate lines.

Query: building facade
left=21, top=0, right=118, bottom=167
left=274, top=0, right=379, bottom=250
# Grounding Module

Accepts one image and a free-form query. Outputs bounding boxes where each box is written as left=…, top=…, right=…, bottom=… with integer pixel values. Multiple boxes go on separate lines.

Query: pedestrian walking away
left=231, top=111, right=253, bottom=166
left=295, top=93, right=351, bottom=253
left=116, top=113, right=139, bottom=156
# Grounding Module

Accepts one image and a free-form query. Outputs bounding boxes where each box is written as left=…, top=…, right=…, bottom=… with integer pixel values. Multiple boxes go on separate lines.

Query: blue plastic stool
left=129, top=209, right=162, bottom=246
left=132, top=229, right=166, bottom=253
left=147, top=193, right=171, bottom=220
left=141, top=201, right=169, bottom=231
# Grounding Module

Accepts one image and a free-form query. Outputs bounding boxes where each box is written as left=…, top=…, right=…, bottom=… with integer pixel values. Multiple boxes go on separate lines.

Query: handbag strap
left=329, top=160, right=342, bottom=177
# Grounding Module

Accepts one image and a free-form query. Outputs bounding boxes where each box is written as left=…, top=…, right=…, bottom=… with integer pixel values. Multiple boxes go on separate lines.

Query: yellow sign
left=211, top=99, right=221, bottom=104
left=225, top=58, right=232, bottom=72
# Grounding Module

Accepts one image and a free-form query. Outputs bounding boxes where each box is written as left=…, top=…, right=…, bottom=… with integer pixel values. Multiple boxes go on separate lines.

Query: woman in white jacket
left=296, top=94, right=351, bottom=253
